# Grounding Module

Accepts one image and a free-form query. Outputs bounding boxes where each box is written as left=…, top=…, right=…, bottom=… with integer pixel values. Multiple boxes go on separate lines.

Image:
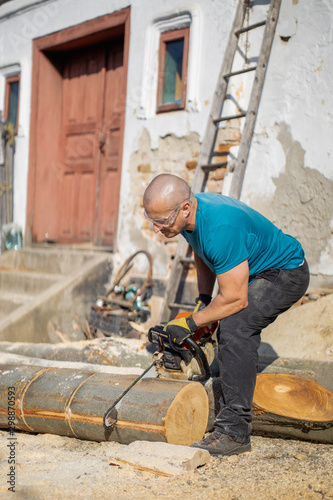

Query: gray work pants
left=214, top=260, right=310, bottom=442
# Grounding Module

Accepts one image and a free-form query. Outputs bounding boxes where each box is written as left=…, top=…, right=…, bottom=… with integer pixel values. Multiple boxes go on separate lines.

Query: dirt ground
left=0, top=429, right=332, bottom=499
left=0, top=294, right=332, bottom=499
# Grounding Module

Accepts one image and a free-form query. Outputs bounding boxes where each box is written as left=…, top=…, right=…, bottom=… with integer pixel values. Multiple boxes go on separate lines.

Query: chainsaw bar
left=103, top=361, right=155, bottom=430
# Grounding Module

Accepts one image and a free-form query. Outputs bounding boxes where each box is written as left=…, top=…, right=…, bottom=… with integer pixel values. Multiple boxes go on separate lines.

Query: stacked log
left=1, top=363, right=332, bottom=445
left=0, top=338, right=152, bottom=368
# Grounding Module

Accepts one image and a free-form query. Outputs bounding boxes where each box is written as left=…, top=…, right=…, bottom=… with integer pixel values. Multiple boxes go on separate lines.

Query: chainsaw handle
left=148, top=325, right=211, bottom=381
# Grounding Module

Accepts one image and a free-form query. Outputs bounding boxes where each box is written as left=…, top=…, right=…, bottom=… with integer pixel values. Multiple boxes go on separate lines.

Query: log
left=0, top=364, right=208, bottom=446
left=252, top=373, right=333, bottom=443
left=207, top=371, right=333, bottom=443
left=258, top=355, right=333, bottom=393
left=0, top=337, right=152, bottom=368
left=0, top=352, right=144, bottom=375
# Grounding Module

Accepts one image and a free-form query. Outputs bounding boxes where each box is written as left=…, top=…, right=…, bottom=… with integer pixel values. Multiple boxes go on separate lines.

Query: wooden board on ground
left=0, top=352, right=144, bottom=375
left=109, top=441, right=210, bottom=476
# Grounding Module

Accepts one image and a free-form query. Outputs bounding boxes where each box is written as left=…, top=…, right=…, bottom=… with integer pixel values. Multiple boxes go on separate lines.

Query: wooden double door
left=31, top=37, right=126, bottom=247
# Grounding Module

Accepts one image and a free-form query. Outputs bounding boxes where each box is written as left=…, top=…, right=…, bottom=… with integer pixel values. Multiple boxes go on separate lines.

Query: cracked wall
left=271, top=124, right=333, bottom=274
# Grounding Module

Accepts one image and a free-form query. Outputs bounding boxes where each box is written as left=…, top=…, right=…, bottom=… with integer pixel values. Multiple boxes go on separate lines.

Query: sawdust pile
left=259, top=292, right=333, bottom=361
left=0, top=430, right=332, bottom=499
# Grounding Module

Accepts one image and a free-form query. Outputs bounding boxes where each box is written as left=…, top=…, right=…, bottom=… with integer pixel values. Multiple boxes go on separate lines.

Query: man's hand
left=164, top=315, right=198, bottom=346
left=193, top=294, right=212, bottom=313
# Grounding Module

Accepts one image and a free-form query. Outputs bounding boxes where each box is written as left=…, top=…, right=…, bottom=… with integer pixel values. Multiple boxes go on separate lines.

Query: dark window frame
left=157, top=27, right=189, bottom=113
left=4, top=74, right=20, bottom=134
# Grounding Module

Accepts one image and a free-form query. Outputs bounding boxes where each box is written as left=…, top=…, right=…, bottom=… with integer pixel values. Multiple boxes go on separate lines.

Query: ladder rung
left=201, top=162, right=228, bottom=170
left=214, top=112, right=246, bottom=124
left=235, top=20, right=266, bottom=36
left=224, top=66, right=257, bottom=79
left=169, top=303, right=195, bottom=311
left=179, top=257, right=195, bottom=264
left=211, top=151, right=229, bottom=156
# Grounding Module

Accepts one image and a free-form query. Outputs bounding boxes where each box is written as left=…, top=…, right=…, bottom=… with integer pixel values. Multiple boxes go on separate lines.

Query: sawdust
left=0, top=430, right=332, bottom=499
left=259, top=292, right=333, bottom=361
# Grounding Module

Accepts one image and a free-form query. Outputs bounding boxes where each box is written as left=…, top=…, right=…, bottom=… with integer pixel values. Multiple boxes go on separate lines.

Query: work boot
left=190, top=430, right=251, bottom=456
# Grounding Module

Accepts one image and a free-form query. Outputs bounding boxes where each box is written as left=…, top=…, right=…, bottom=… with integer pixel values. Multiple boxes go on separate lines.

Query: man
left=143, top=173, right=309, bottom=456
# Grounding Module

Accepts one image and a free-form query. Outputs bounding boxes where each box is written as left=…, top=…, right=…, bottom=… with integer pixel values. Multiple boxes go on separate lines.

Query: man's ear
left=182, top=201, right=191, bottom=218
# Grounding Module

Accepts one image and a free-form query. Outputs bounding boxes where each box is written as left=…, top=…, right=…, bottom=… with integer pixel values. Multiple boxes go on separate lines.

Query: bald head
left=143, top=174, right=190, bottom=212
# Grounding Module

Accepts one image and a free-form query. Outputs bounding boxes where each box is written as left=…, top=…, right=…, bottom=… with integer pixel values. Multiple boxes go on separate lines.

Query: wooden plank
left=110, top=441, right=210, bottom=476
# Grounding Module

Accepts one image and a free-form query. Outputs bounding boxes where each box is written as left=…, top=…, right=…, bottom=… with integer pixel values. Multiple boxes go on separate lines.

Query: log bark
left=0, top=364, right=208, bottom=446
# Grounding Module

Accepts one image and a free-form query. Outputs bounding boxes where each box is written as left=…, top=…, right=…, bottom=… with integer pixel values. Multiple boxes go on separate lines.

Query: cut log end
left=254, top=373, right=333, bottom=422
left=165, top=382, right=209, bottom=446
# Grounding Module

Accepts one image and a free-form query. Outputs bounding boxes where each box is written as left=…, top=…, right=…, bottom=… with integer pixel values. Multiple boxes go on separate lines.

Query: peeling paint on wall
left=125, top=128, right=201, bottom=276
left=272, top=123, right=333, bottom=269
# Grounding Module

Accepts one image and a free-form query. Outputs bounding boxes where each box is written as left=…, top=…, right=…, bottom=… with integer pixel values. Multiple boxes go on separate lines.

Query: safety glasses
left=144, top=194, right=191, bottom=228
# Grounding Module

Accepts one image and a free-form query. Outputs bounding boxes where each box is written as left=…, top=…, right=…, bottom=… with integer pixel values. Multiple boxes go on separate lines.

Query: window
left=157, top=28, right=189, bottom=112
left=4, top=75, right=20, bottom=133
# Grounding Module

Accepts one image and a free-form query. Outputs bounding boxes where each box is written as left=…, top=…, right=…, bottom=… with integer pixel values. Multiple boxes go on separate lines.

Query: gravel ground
left=0, top=430, right=332, bottom=499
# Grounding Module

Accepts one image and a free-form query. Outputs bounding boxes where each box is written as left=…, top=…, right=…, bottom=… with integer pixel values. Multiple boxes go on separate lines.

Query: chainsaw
left=103, top=312, right=217, bottom=429
left=148, top=312, right=217, bottom=382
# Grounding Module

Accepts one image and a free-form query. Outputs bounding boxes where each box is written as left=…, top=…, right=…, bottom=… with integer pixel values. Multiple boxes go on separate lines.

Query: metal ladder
left=159, top=0, right=282, bottom=323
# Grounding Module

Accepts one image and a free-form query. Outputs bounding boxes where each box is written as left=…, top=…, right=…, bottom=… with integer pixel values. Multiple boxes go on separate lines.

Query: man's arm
left=194, top=252, right=216, bottom=296
left=191, top=259, right=249, bottom=328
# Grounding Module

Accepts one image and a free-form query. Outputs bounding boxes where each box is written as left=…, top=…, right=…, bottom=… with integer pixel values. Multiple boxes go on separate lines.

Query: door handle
left=99, top=139, right=106, bottom=153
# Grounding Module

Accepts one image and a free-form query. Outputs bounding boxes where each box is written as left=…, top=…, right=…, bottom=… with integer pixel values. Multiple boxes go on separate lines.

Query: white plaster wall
left=241, top=0, right=333, bottom=189
left=0, top=0, right=332, bottom=279
left=117, top=0, right=236, bottom=272
left=237, top=0, right=333, bottom=277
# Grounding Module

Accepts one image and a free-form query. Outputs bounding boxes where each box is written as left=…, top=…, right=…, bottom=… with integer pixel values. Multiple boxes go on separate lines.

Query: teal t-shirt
left=181, top=193, right=304, bottom=283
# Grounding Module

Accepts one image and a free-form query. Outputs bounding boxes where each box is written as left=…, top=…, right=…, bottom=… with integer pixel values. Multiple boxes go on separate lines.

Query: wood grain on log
left=254, top=373, right=333, bottom=422
left=252, top=373, right=333, bottom=443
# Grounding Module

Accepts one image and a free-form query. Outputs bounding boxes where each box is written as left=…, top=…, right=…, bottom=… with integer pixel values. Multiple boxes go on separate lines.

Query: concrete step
left=0, top=269, right=63, bottom=295
left=0, top=291, right=33, bottom=320
left=0, top=247, right=95, bottom=275
left=0, top=247, right=113, bottom=342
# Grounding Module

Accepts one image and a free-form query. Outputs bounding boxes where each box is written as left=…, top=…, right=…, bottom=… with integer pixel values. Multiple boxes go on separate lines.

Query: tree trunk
left=0, top=351, right=144, bottom=375
left=252, top=373, right=333, bottom=443
left=258, top=355, right=333, bottom=393
left=207, top=370, right=333, bottom=443
left=0, top=364, right=208, bottom=446
left=0, top=338, right=152, bottom=368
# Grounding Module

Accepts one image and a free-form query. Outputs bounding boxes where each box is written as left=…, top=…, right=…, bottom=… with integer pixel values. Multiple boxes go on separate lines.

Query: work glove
left=164, top=315, right=198, bottom=346
left=193, top=294, right=212, bottom=313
